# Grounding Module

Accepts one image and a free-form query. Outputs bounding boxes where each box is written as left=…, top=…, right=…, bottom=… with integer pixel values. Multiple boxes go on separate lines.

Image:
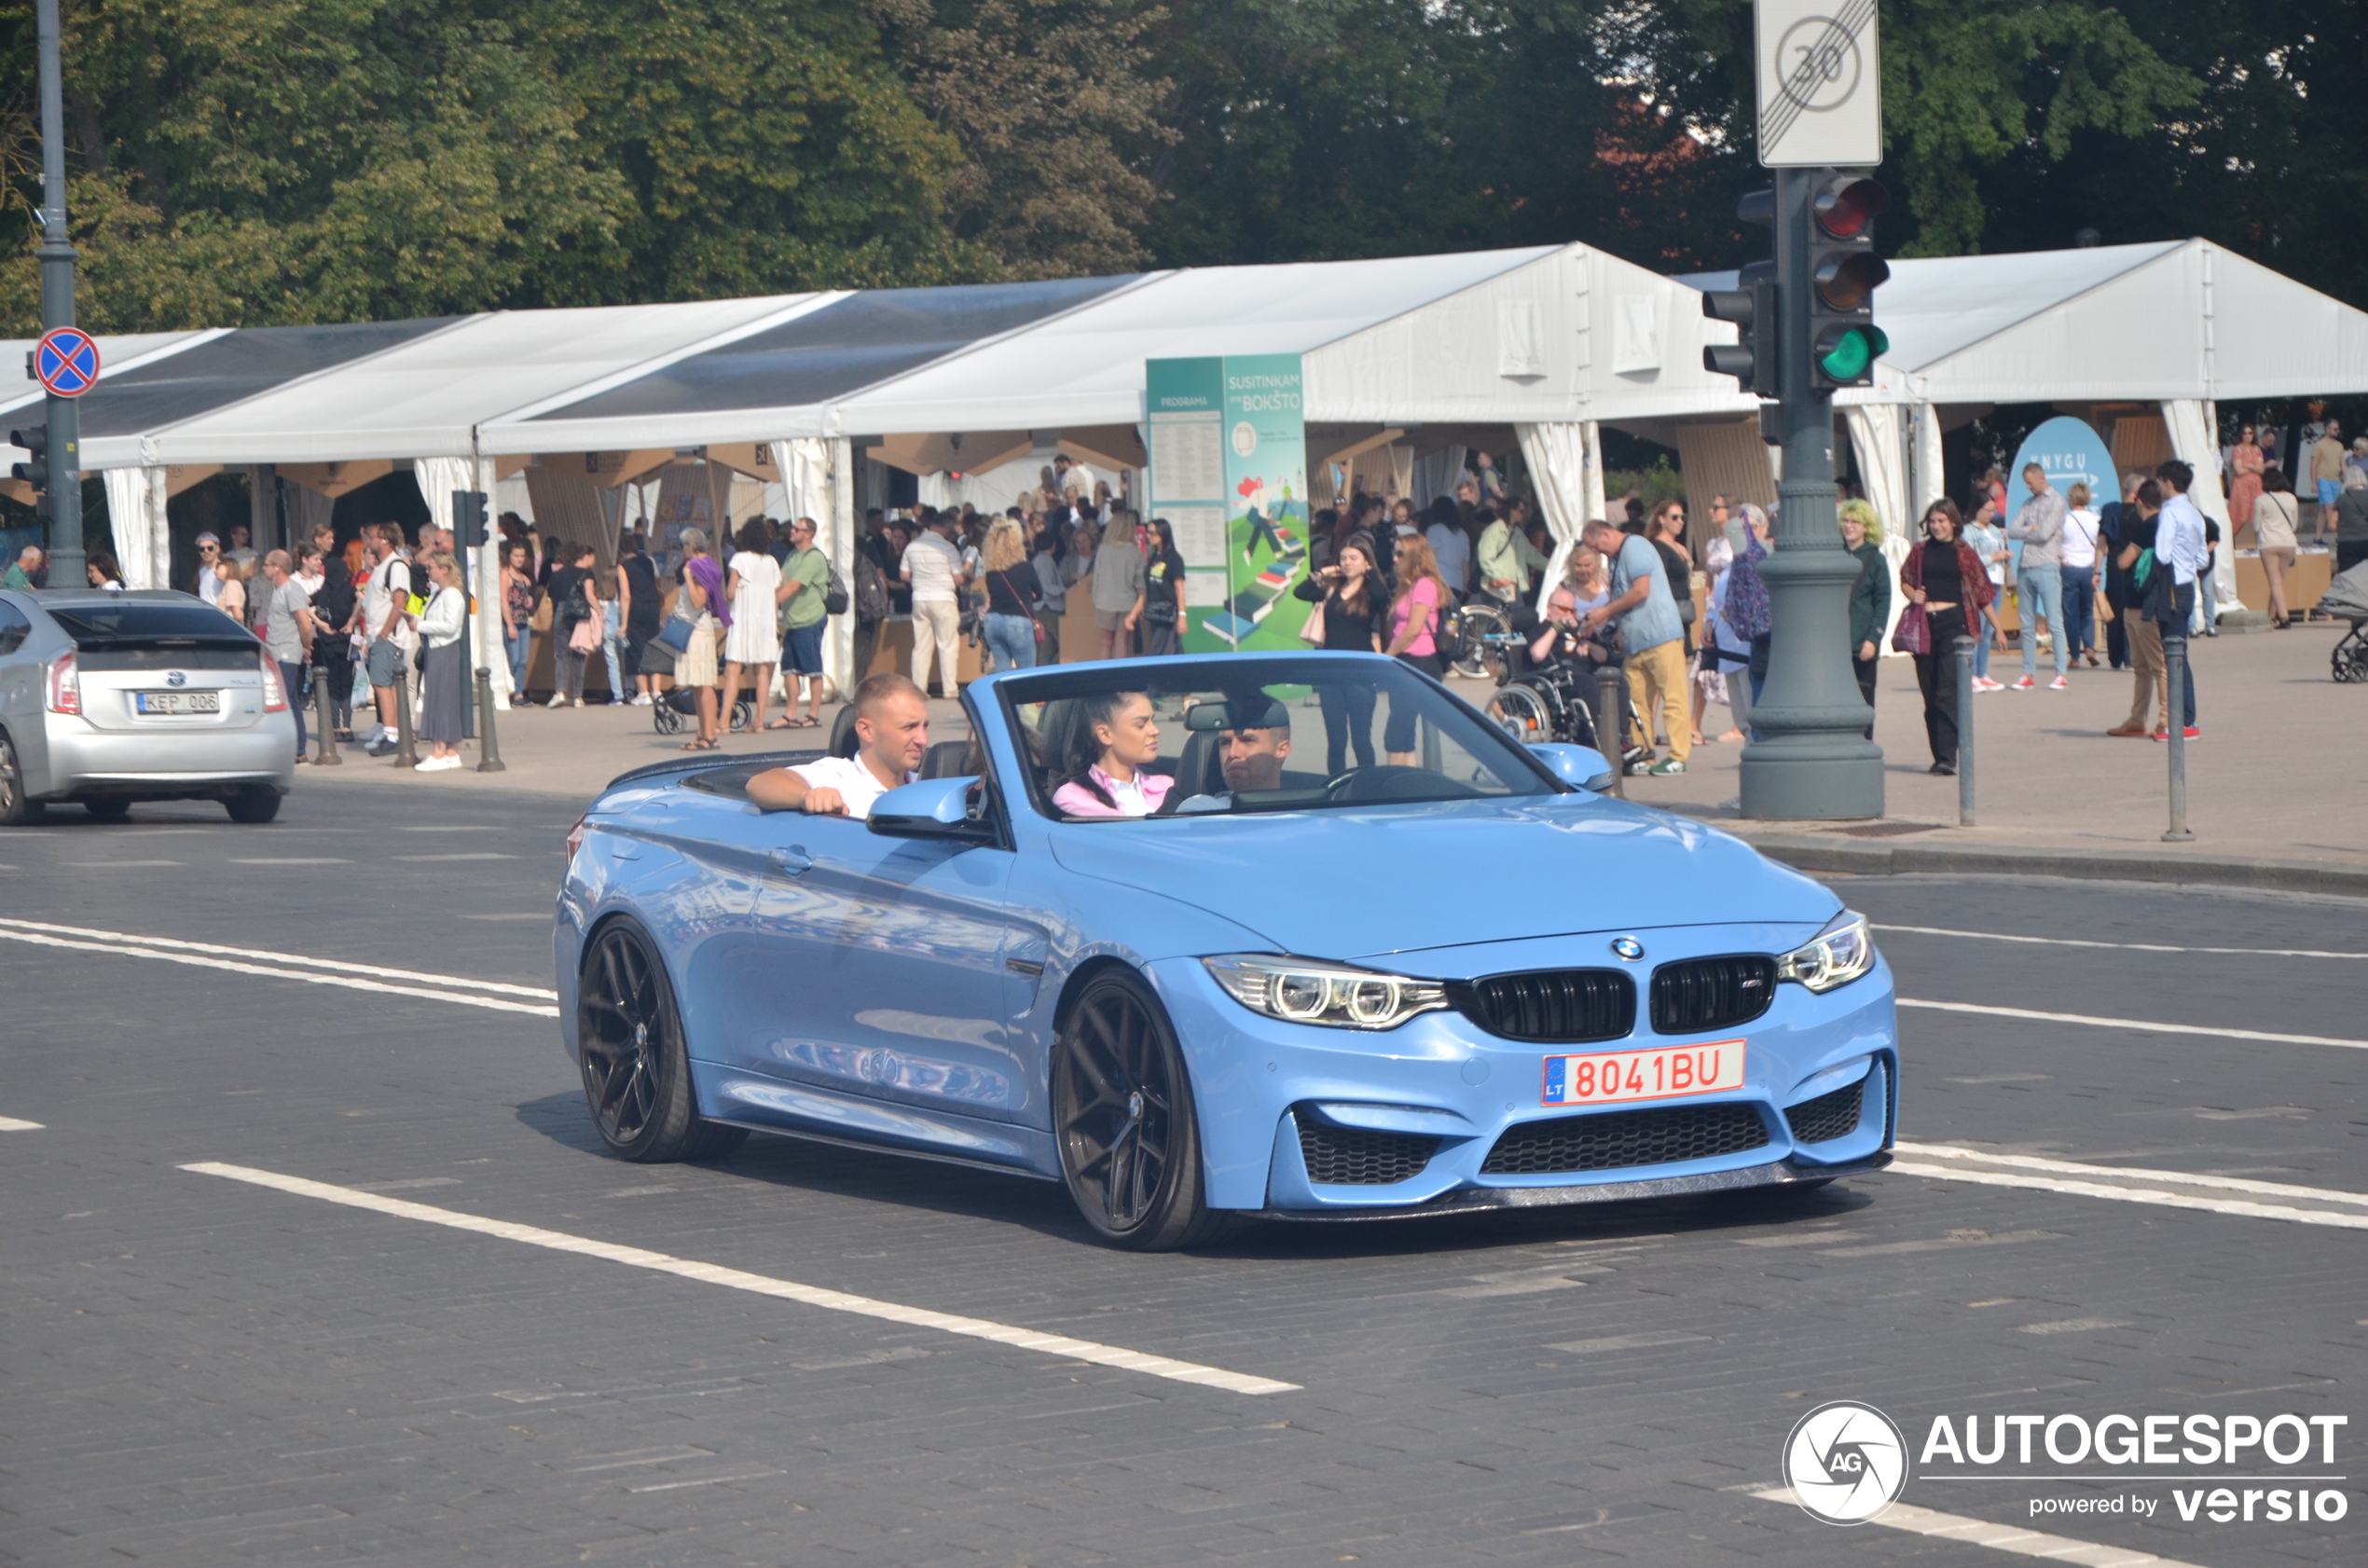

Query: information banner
left=1147, top=353, right=1309, bottom=653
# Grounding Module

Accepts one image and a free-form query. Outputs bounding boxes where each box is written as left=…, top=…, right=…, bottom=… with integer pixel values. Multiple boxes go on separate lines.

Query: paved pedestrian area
left=299, top=621, right=2361, bottom=879
left=0, top=785, right=2360, bottom=1566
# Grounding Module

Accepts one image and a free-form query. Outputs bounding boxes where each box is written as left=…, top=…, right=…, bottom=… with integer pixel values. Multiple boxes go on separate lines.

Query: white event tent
left=1680, top=239, right=2368, bottom=628
left=11, top=234, right=2361, bottom=694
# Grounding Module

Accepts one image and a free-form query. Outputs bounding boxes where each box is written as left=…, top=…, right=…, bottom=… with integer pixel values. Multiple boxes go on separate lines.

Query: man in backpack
left=771, top=516, right=830, bottom=730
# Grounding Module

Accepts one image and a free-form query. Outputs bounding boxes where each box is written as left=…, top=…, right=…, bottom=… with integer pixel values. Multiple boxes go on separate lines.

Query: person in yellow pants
left=1580, top=518, right=1692, bottom=776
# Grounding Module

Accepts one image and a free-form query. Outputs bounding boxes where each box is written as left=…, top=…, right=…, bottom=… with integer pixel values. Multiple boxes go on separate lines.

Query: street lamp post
left=33, top=0, right=84, bottom=590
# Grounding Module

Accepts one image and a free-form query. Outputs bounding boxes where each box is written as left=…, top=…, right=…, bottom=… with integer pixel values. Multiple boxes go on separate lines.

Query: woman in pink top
left=1383, top=534, right=1450, bottom=764
left=1051, top=690, right=1175, bottom=818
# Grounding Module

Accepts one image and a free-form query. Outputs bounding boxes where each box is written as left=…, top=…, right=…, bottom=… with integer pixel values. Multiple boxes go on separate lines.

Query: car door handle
left=769, top=846, right=812, bottom=876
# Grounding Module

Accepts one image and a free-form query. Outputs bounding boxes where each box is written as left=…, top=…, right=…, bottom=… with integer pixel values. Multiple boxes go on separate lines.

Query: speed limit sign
left=1755, top=0, right=1881, bottom=168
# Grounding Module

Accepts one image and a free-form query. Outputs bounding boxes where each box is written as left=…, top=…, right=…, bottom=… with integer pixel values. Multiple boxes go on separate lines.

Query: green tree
left=882, top=0, right=1172, bottom=279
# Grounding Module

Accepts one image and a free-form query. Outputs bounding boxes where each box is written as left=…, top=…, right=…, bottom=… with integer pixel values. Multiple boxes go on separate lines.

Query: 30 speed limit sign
left=1755, top=0, right=1881, bottom=168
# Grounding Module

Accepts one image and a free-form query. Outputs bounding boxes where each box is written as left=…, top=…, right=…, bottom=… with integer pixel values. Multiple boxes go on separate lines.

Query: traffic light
left=10, top=423, right=48, bottom=491
left=1702, top=261, right=1780, bottom=397
left=452, top=489, right=489, bottom=548
left=9, top=423, right=52, bottom=519
left=1806, top=171, right=1891, bottom=389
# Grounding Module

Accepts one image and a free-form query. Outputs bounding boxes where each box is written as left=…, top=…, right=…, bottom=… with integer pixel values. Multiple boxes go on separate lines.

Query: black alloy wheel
left=577, top=919, right=745, bottom=1162
left=1053, top=970, right=1221, bottom=1250
left=0, top=732, right=38, bottom=825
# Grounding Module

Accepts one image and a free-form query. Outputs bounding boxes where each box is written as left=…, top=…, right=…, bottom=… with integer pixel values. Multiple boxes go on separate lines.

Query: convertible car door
left=723, top=812, right=1029, bottom=1122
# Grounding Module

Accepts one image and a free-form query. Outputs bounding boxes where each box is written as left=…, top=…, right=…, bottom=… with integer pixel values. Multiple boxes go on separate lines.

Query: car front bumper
left=36, top=710, right=297, bottom=801
left=1143, top=946, right=1898, bottom=1215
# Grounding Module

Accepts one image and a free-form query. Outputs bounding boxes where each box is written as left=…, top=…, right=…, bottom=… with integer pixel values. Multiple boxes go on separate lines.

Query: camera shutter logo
left=1783, top=1400, right=1908, bottom=1524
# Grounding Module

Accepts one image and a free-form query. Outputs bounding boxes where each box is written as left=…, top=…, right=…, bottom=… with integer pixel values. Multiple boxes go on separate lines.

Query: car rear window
left=48, top=601, right=259, bottom=649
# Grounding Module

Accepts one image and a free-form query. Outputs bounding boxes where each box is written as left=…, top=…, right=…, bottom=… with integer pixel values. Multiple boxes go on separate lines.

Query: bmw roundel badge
left=166, top=670, right=187, bottom=687
left=1610, top=936, right=1645, bottom=961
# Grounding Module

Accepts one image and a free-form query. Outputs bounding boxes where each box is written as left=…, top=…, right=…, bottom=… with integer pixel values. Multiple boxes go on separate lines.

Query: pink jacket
left=1052, top=766, right=1174, bottom=818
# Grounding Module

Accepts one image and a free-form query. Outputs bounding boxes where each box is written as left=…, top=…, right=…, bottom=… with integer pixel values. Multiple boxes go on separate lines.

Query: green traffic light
left=1815, top=324, right=1891, bottom=383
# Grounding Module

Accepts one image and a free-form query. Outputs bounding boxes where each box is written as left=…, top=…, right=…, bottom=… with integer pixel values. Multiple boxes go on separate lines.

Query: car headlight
left=1202, top=955, right=1450, bottom=1030
left=1774, top=911, right=1877, bottom=994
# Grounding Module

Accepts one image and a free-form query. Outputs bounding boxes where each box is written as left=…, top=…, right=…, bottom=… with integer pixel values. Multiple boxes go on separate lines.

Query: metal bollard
left=2162, top=633, right=2193, bottom=841
left=474, top=667, right=506, bottom=773
left=310, top=668, right=343, bottom=766
left=1593, top=666, right=1626, bottom=799
left=392, top=667, right=418, bottom=766
left=1952, top=635, right=1974, bottom=827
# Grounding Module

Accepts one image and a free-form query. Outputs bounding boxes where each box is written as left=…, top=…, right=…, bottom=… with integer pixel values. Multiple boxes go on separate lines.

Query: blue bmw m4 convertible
left=557, top=652, right=1895, bottom=1249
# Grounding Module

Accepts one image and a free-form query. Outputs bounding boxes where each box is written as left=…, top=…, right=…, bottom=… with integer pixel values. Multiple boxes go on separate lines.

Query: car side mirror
left=1529, top=742, right=1615, bottom=793
left=868, top=776, right=997, bottom=842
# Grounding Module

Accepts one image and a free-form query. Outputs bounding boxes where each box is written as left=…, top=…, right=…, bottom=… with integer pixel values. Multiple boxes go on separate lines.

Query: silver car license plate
left=135, top=690, right=222, bottom=715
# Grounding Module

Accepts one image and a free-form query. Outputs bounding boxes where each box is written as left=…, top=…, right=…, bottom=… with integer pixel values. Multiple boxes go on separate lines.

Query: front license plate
left=135, top=690, right=220, bottom=715
left=1542, top=1039, right=1746, bottom=1107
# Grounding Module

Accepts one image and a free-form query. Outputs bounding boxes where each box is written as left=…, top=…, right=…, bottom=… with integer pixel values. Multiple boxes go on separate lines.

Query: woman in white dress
left=720, top=518, right=784, bottom=735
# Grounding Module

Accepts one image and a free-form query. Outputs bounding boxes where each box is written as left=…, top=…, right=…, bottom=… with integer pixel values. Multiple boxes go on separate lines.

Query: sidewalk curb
left=1730, top=832, right=2368, bottom=900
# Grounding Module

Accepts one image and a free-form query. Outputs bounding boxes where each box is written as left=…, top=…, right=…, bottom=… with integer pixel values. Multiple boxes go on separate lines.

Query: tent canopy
left=133, top=296, right=818, bottom=468
left=1677, top=239, right=2368, bottom=406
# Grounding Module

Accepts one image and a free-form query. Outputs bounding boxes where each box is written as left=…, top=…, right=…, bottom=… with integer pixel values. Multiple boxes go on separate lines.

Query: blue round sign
left=34, top=326, right=101, bottom=398
left=2007, top=416, right=2114, bottom=515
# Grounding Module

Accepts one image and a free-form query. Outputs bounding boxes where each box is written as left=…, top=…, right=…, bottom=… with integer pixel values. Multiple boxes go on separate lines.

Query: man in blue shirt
left=2152, top=460, right=2206, bottom=737
left=1581, top=518, right=1689, bottom=775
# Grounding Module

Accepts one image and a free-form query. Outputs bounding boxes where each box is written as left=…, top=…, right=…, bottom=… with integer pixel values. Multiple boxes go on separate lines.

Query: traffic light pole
left=1738, top=166, right=1885, bottom=820
left=34, top=0, right=83, bottom=590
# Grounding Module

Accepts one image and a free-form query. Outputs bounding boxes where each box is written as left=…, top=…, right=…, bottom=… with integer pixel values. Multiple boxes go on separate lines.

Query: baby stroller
left=2324, top=559, right=2368, bottom=683
left=632, top=632, right=754, bottom=735
left=652, top=685, right=755, bottom=735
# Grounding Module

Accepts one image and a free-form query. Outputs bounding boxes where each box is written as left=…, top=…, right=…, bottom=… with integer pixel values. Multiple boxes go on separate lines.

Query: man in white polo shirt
left=748, top=673, right=929, bottom=818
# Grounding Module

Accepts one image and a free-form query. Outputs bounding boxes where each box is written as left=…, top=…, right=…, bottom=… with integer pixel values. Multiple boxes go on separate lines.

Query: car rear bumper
left=35, top=712, right=297, bottom=800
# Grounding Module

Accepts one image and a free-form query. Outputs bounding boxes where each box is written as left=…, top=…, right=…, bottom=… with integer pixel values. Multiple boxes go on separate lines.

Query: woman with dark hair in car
left=1052, top=690, right=1173, bottom=818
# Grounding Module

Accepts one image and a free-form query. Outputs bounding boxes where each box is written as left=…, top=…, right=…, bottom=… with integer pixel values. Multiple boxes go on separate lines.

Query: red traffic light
left=1812, top=175, right=1890, bottom=240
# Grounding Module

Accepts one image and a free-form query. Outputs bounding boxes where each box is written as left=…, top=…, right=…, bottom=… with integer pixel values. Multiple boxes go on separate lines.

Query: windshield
left=998, top=654, right=1561, bottom=821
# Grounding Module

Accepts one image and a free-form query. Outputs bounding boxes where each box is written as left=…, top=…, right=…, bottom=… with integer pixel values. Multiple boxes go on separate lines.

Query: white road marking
left=1896, top=997, right=2368, bottom=1051
left=1751, top=1487, right=2206, bottom=1566
left=0, top=1116, right=44, bottom=1131
left=1889, top=1161, right=2368, bottom=1232
left=1894, top=1141, right=2368, bottom=1208
left=0, top=925, right=558, bottom=1018
left=0, top=917, right=558, bottom=1002
left=1877, top=923, right=2368, bottom=961
left=228, top=856, right=353, bottom=866
left=64, top=858, right=180, bottom=867
left=2017, top=1317, right=2127, bottom=1335
left=183, top=1162, right=1300, bottom=1396
left=1549, top=1330, right=1709, bottom=1355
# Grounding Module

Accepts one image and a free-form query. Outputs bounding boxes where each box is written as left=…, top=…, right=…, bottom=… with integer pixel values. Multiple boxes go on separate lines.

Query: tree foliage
left=0, top=0, right=2359, bottom=336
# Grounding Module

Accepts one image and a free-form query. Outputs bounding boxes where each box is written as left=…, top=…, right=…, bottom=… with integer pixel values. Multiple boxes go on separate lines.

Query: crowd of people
left=7, top=414, right=2355, bottom=791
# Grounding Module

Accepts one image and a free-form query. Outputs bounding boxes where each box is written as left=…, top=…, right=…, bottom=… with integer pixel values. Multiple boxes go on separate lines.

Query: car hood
left=1045, top=794, right=1839, bottom=962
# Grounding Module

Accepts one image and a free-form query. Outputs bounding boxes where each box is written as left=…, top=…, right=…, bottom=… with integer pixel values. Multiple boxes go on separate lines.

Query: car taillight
left=260, top=655, right=288, bottom=712
left=45, top=651, right=79, bottom=715
left=566, top=813, right=589, bottom=860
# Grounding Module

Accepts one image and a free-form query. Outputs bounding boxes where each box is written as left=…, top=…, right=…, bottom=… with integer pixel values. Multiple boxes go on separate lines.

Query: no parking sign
left=33, top=326, right=100, bottom=397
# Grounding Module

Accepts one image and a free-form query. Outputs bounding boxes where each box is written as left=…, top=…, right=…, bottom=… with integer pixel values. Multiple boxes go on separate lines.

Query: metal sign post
left=31, top=0, right=84, bottom=588
left=1738, top=0, right=1888, bottom=820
